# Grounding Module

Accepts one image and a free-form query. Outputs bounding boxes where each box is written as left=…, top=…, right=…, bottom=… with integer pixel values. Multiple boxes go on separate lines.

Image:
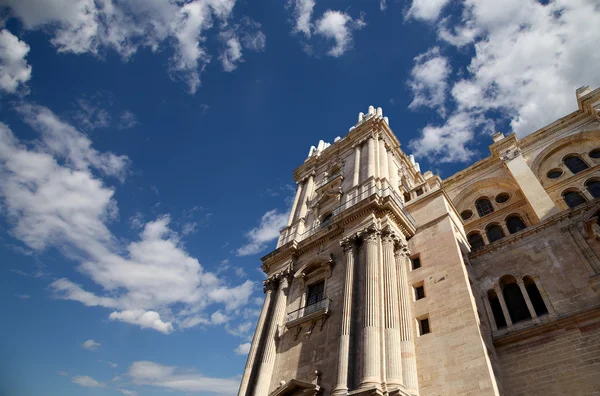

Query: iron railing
left=287, top=298, right=331, bottom=323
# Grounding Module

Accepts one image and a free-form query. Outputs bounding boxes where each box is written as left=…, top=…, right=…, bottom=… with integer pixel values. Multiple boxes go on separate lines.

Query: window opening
left=475, top=198, right=494, bottom=217
left=486, top=225, right=505, bottom=243
left=563, top=190, right=587, bottom=208
left=564, top=155, right=589, bottom=174
left=506, top=216, right=527, bottom=234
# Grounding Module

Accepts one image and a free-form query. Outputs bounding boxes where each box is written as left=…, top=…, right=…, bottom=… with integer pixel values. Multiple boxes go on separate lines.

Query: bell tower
left=238, top=106, right=501, bottom=396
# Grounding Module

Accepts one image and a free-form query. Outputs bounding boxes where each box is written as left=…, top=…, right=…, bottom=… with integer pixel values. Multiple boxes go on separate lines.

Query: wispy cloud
left=0, top=29, right=32, bottom=94
left=72, top=375, right=106, bottom=388
left=82, top=339, right=101, bottom=351
left=236, top=209, right=288, bottom=256
left=234, top=343, right=251, bottom=355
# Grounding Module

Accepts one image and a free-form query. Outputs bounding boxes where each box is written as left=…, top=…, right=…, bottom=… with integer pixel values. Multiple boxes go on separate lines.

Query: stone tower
left=237, top=105, right=501, bottom=396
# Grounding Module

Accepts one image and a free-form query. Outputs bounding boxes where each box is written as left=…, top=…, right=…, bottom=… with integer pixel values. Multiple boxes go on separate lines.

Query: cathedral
left=237, top=86, right=600, bottom=396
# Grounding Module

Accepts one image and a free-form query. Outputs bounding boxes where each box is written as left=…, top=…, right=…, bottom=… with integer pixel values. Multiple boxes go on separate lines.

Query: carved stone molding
left=381, top=225, right=400, bottom=245
left=360, top=224, right=380, bottom=243
left=500, top=147, right=522, bottom=162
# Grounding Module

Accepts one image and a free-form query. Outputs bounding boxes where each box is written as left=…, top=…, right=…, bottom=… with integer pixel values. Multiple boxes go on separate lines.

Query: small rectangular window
left=416, top=188, right=424, bottom=196
left=419, top=317, right=430, bottom=335
left=415, top=285, right=425, bottom=300
left=411, top=257, right=421, bottom=270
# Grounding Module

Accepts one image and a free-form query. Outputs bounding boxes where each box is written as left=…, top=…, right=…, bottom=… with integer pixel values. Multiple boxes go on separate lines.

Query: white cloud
left=234, top=343, right=250, bottom=355
left=72, top=96, right=112, bottom=131
left=0, top=105, right=256, bottom=334
left=407, top=0, right=451, bottom=21
left=210, top=310, right=230, bottom=325
left=72, top=375, right=106, bottom=388
left=119, top=390, right=137, bottom=396
left=129, top=361, right=240, bottom=395
left=181, top=221, right=198, bottom=236
left=82, top=339, right=101, bottom=351
left=219, top=31, right=243, bottom=72
left=288, top=0, right=315, bottom=38
left=110, top=310, right=174, bottom=334
left=236, top=209, right=288, bottom=256
left=2, top=0, right=255, bottom=94
left=118, top=111, right=139, bottom=130
left=0, top=29, right=32, bottom=94
left=407, top=47, right=450, bottom=116
left=315, top=10, right=366, bottom=57
left=407, top=0, right=600, bottom=163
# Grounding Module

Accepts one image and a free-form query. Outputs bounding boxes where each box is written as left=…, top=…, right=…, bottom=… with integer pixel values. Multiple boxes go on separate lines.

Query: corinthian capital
left=394, top=239, right=410, bottom=258
left=381, top=225, right=400, bottom=245
left=360, top=224, right=380, bottom=243
left=340, top=236, right=356, bottom=252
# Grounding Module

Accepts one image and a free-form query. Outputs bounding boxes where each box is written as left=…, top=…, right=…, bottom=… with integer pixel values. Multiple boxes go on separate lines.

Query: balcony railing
left=286, top=298, right=331, bottom=324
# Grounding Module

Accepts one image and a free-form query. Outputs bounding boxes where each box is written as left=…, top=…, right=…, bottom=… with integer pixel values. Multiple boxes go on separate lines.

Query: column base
left=386, top=386, right=417, bottom=396
left=349, top=385, right=383, bottom=396
left=331, top=387, right=349, bottom=396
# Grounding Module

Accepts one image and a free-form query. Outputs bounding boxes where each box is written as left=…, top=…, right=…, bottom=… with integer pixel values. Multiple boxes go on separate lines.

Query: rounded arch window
left=467, top=232, right=485, bottom=252
left=495, top=193, right=510, bottom=204
left=546, top=168, right=563, bottom=179
left=461, top=210, right=473, bottom=221
left=562, top=190, right=587, bottom=208
left=563, top=154, right=589, bottom=174
left=475, top=197, right=494, bottom=217
left=506, top=215, right=527, bottom=234
left=586, top=179, right=600, bottom=199
left=321, top=212, right=333, bottom=227
left=589, top=149, right=600, bottom=159
left=500, top=275, right=531, bottom=323
left=486, top=224, right=505, bottom=243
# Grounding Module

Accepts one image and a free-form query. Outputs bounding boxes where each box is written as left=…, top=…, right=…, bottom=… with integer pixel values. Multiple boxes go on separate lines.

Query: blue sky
left=0, top=1, right=599, bottom=395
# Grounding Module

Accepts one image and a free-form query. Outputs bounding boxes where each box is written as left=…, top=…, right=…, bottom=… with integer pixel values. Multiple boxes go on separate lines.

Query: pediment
left=269, top=379, right=321, bottom=396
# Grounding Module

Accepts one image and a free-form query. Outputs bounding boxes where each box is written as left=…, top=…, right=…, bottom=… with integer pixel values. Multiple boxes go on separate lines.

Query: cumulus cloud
left=0, top=29, right=32, bottom=94
left=407, top=47, right=450, bottom=116
left=315, top=10, right=366, bottom=57
left=72, top=375, right=106, bottom=388
left=407, top=0, right=451, bottom=21
left=129, top=361, right=240, bottom=394
left=236, top=209, right=288, bottom=256
left=0, top=104, right=255, bottom=334
left=1, top=0, right=259, bottom=93
left=288, top=0, right=315, bottom=38
left=219, top=31, right=243, bottom=72
left=82, top=339, right=101, bottom=351
left=407, top=0, right=600, bottom=163
left=234, top=343, right=251, bottom=355
left=110, top=310, right=174, bottom=334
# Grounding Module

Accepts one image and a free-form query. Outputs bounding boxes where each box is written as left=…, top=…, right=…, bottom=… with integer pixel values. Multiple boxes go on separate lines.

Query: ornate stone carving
left=500, top=147, right=522, bottom=162
left=381, top=225, right=400, bottom=245
left=360, top=224, right=380, bottom=243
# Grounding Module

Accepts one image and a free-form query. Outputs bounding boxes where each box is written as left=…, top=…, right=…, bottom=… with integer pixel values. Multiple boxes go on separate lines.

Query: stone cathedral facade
left=238, top=86, right=600, bottom=396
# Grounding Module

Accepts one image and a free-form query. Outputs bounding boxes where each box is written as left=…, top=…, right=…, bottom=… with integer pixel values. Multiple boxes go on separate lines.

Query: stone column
left=517, top=279, right=538, bottom=320
left=379, top=139, right=389, bottom=182
left=298, top=173, right=315, bottom=220
left=532, top=276, right=555, bottom=315
left=333, top=236, right=358, bottom=396
left=359, top=226, right=382, bottom=389
left=353, top=144, right=361, bottom=187
left=381, top=228, right=403, bottom=388
left=395, top=244, right=419, bottom=393
left=387, top=151, right=398, bottom=193
left=287, top=182, right=304, bottom=227
left=482, top=294, right=498, bottom=332
left=495, top=286, right=513, bottom=327
left=254, top=272, right=291, bottom=396
left=367, top=135, right=376, bottom=180
left=238, top=282, right=275, bottom=396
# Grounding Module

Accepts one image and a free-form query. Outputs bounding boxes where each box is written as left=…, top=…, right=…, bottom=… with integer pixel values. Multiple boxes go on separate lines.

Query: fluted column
left=381, top=228, right=403, bottom=388
left=238, top=282, right=275, bottom=396
left=367, top=135, right=376, bottom=179
left=387, top=151, right=398, bottom=192
left=254, top=271, right=291, bottom=396
left=298, top=173, right=315, bottom=219
left=287, top=182, right=304, bottom=227
left=495, top=286, right=513, bottom=327
left=353, top=144, right=361, bottom=187
left=333, top=236, right=358, bottom=396
left=379, top=139, right=389, bottom=182
left=360, top=226, right=382, bottom=389
left=395, top=244, right=419, bottom=393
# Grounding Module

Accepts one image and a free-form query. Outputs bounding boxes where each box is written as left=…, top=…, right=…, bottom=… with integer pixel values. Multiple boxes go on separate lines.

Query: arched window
left=475, top=198, right=494, bottom=217
left=321, top=213, right=333, bottom=227
left=563, top=154, right=589, bottom=174
left=403, top=192, right=411, bottom=202
left=523, top=276, right=548, bottom=316
left=487, top=290, right=507, bottom=329
left=563, top=190, right=587, bottom=208
left=500, top=276, right=531, bottom=323
left=586, top=179, right=600, bottom=199
left=506, top=215, right=527, bottom=234
left=468, top=232, right=485, bottom=252
left=486, top=224, right=505, bottom=243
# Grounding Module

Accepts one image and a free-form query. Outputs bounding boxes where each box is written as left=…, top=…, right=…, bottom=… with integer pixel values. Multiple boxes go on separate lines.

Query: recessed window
left=403, top=192, right=411, bottom=202
left=564, top=155, right=589, bottom=174
left=506, top=215, right=527, bottom=234
left=563, top=190, right=587, bottom=208
left=461, top=210, right=473, bottom=220
left=414, top=284, right=425, bottom=300
left=418, top=317, right=430, bottom=335
left=590, top=149, right=600, bottom=159
left=486, top=224, right=505, bottom=243
left=467, top=232, right=485, bottom=252
left=411, top=257, right=421, bottom=270
left=495, top=193, right=510, bottom=204
left=416, top=188, right=424, bottom=196
left=475, top=198, right=494, bottom=217
left=547, top=169, right=563, bottom=179
left=586, top=179, right=600, bottom=199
